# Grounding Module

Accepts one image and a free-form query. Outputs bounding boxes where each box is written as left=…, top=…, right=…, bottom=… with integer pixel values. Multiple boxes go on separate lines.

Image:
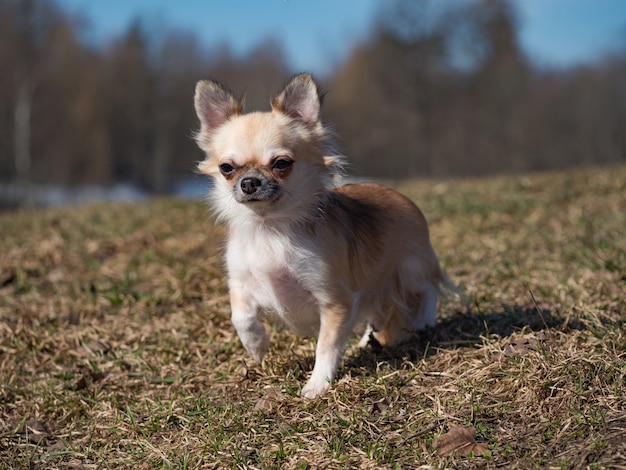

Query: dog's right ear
left=194, top=80, right=243, bottom=132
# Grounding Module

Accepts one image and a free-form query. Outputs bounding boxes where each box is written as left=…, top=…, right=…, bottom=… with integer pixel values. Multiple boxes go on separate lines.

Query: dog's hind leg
left=411, top=282, right=438, bottom=331
left=369, top=281, right=439, bottom=347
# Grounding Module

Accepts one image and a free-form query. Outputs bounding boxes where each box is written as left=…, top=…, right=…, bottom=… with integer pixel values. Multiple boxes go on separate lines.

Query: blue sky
left=56, top=0, right=626, bottom=75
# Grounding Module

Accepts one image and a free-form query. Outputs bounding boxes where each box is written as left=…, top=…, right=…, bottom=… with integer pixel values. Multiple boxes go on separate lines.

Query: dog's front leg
left=301, top=301, right=355, bottom=399
left=229, top=282, right=269, bottom=363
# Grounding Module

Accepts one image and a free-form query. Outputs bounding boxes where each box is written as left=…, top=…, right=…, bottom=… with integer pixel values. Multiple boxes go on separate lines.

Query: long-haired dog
left=194, top=73, right=458, bottom=398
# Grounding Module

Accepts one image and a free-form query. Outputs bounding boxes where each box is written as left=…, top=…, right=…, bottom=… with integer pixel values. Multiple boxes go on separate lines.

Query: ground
left=1, top=165, right=625, bottom=469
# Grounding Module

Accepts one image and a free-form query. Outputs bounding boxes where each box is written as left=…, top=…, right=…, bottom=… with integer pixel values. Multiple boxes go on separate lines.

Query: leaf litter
left=433, top=425, right=490, bottom=457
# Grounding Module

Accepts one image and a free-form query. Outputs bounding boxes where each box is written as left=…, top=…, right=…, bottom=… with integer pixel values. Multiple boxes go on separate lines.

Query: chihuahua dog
left=194, top=73, right=457, bottom=398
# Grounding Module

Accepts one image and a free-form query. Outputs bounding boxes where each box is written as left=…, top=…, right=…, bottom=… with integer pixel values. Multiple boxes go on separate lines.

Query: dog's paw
left=242, top=333, right=270, bottom=363
left=301, top=376, right=330, bottom=399
left=357, top=325, right=373, bottom=348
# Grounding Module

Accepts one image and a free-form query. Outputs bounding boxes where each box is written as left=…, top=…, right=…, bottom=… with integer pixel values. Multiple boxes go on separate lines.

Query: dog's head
left=194, top=73, right=343, bottom=223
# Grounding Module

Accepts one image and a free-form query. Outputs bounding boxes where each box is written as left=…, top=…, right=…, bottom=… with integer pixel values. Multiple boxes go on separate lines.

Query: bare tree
left=1, top=0, right=625, bottom=206
left=0, top=0, right=83, bottom=203
left=12, top=0, right=41, bottom=205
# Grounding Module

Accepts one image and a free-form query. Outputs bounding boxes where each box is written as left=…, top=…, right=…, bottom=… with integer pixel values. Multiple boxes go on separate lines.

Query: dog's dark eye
left=219, top=163, right=235, bottom=176
left=272, top=158, right=293, bottom=171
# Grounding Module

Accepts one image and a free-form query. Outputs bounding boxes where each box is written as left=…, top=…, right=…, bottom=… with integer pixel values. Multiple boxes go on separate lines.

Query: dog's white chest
left=226, top=230, right=321, bottom=335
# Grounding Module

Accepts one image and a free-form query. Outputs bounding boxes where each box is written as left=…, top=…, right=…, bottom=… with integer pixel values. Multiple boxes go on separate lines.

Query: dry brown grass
left=1, top=166, right=625, bottom=469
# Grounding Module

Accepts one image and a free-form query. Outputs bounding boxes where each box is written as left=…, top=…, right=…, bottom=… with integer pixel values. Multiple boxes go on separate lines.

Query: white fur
left=225, top=216, right=357, bottom=398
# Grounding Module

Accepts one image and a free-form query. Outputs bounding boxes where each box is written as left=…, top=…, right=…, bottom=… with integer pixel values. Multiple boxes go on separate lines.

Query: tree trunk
left=15, top=76, right=33, bottom=207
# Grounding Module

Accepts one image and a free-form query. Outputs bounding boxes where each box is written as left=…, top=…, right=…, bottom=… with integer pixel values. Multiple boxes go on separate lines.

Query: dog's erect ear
left=194, top=80, right=243, bottom=131
left=271, top=73, right=321, bottom=125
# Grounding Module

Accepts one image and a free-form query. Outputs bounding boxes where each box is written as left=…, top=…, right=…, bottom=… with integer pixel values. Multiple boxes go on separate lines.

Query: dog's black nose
left=240, top=177, right=262, bottom=195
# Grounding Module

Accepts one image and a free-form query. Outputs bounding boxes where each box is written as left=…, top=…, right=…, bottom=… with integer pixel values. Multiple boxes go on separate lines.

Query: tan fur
left=328, top=183, right=443, bottom=345
left=193, top=74, right=459, bottom=398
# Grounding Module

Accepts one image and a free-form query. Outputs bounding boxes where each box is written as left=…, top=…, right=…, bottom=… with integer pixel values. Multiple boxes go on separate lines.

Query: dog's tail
left=437, top=265, right=465, bottom=300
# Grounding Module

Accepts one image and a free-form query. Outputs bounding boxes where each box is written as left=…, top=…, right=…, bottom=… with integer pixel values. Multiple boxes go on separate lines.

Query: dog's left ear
left=271, top=73, right=321, bottom=125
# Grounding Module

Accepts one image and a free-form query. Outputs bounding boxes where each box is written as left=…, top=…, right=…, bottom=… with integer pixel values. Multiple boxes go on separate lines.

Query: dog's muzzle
left=234, top=171, right=281, bottom=203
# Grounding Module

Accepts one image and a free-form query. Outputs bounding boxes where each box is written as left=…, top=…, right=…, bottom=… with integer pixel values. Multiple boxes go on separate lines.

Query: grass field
left=1, top=165, right=625, bottom=469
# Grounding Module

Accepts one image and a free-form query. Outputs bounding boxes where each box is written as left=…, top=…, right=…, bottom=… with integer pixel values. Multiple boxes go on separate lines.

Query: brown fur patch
left=320, top=190, right=387, bottom=284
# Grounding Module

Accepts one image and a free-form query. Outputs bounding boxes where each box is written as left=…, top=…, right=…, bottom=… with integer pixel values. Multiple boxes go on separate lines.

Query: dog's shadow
left=344, top=305, right=583, bottom=373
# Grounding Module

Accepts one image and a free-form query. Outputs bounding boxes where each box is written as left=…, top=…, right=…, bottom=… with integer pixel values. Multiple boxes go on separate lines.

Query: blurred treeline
left=329, top=1, right=626, bottom=177
left=1, top=0, right=625, bottom=199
